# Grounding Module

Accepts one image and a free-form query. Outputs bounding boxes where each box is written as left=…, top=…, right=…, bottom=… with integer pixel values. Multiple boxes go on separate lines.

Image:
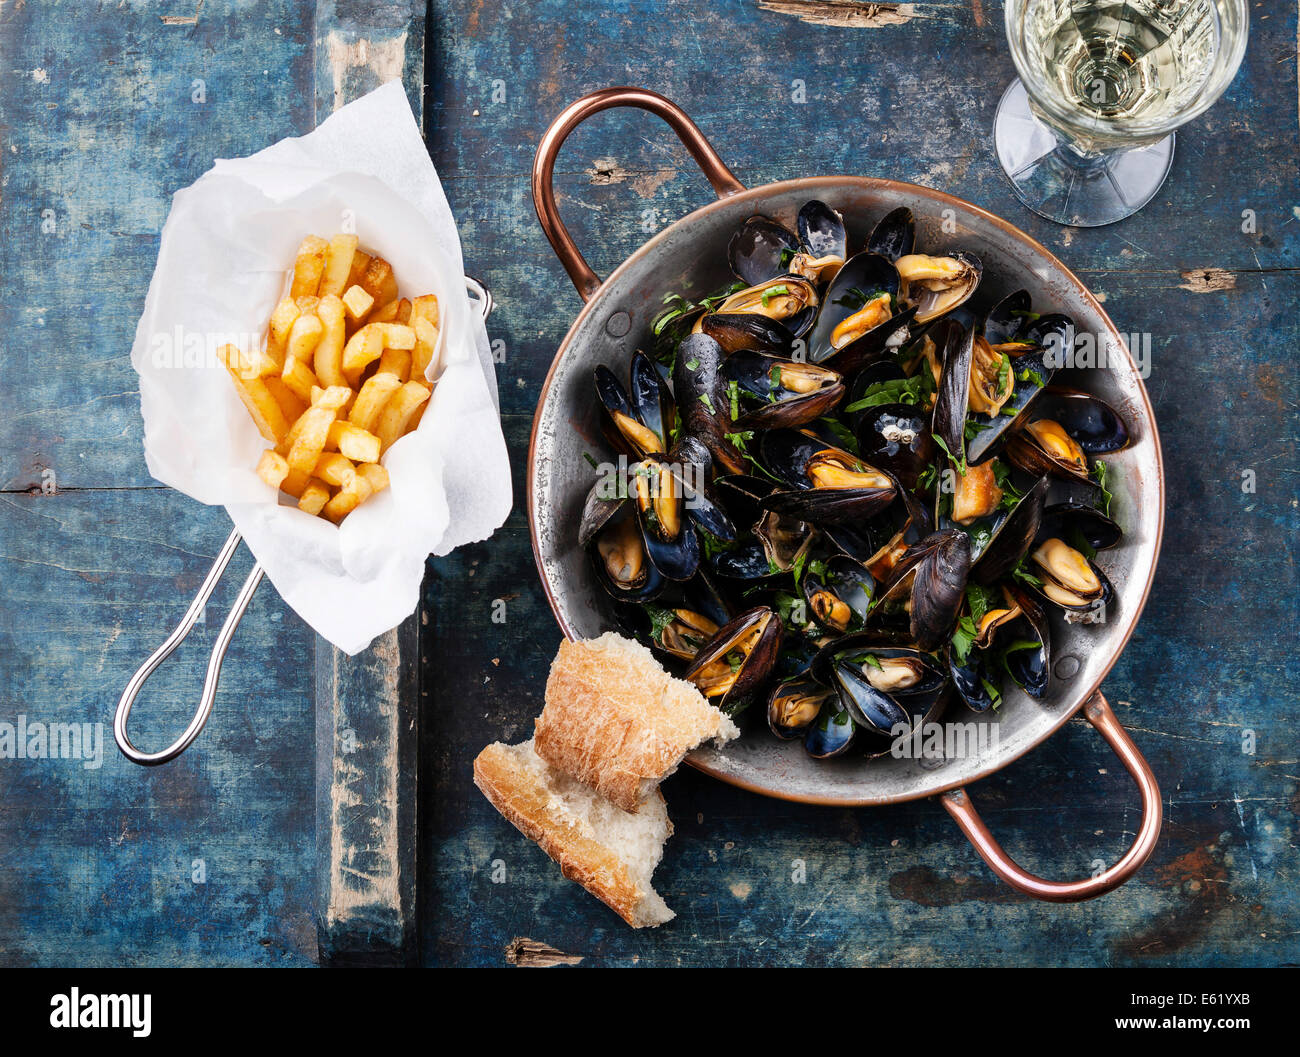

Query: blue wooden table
left=1, top=0, right=1296, bottom=967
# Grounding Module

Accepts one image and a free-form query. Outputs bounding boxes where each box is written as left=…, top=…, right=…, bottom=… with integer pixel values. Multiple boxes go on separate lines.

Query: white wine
left=1023, top=0, right=1220, bottom=144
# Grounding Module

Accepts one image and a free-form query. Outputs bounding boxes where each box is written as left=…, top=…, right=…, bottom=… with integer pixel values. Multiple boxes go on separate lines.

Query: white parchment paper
left=131, top=83, right=512, bottom=654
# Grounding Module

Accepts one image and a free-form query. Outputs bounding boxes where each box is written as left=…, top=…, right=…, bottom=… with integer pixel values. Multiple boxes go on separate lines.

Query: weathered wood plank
left=311, top=0, right=426, bottom=967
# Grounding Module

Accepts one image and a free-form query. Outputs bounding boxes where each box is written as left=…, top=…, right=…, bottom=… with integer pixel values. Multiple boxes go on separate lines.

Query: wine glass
left=995, top=0, right=1249, bottom=227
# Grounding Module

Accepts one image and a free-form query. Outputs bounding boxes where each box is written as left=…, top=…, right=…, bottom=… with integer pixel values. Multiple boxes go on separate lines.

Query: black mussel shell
left=1021, top=313, right=1075, bottom=365
left=803, top=554, right=874, bottom=633
left=1040, top=500, right=1122, bottom=551
left=595, top=364, right=655, bottom=458
left=965, top=346, right=1057, bottom=465
left=701, top=312, right=795, bottom=356
left=867, top=206, right=916, bottom=262
left=970, top=475, right=1049, bottom=585
left=803, top=695, right=857, bottom=759
left=754, top=508, right=815, bottom=572
left=629, top=350, right=673, bottom=452
left=982, top=289, right=1033, bottom=346
left=578, top=477, right=625, bottom=549
left=876, top=530, right=971, bottom=652
left=729, top=215, right=800, bottom=286
left=684, top=606, right=784, bottom=714
left=723, top=350, right=845, bottom=431
left=1005, top=416, right=1092, bottom=483
left=631, top=460, right=701, bottom=582
left=1035, top=387, right=1130, bottom=454
left=855, top=402, right=933, bottom=491
left=664, top=436, right=736, bottom=543
left=948, top=647, right=998, bottom=713
left=589, top=502, right=666, bottom=603
left=713, top=473, right=774, bottom=528
left=1028, top=538, right=1115, bottom=621
left=808, top=251, right=904, bottom=365
left=711, top=539, right=780, bottom=583
left=767, top=671, right=833, bottom=740
left=830, top=662, right=910, bottom=736
left=1003, top=586, right=1050, bottom=698
left=929, top=317, right=975, bottom=461
left=797, top=200, right=847, bottom=261
left=672, top=333, right=746, bottom=475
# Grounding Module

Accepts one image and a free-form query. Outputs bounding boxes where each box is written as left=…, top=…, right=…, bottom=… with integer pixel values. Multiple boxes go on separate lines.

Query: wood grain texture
left=420, top=0, right=1299, bottom=966
left=311, top=0, right=425, bottom=969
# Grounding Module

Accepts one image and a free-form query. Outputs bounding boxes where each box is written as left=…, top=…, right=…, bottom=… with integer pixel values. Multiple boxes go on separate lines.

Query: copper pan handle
left=940, top=692, right=1162, bottom=902
left=532, top=87, right=746, bottom=302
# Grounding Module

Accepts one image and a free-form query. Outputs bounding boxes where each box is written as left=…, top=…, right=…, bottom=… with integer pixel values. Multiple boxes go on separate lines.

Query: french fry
left=323, top=472, right=374, bottom=525
left=375, top=381, right=431, bottom=453
left=377, top=346, right=411, bottom=382
left=410, top=315, right=440, bottom=381
left=256, top=450, right=290, bottom=490
left=368, top=300, right=400, bottom=324
left=327, top=420, right=381, bottom=463
left=314, top=295, right=347, bottom=387
left=341, top=284, right=374, bottom=324
left=346, top=249, right=372, bottom=291
left=278, top=385, right=351, bottom=456
left=264, top=376, right=307, bottom=425
left=280, top=468, right=310, bottom=499
left=219, top=345, right=289, bottom=442
left=281, top=355, right=318, bottom=403
left=393, top=298, right=412, bottom=325
left=410, top=294, right=440, bottom=330
left=311, top=385, right=353, bottom=410
left=297, top=479, right=331, bottom=516
left=312, top=451, right=356, bottom=488
left=342, top=322, right=414, bottom=388
left=285, top=312, right=324, bottom=371
left=266, top=298, right=302, bottom=367
left=356, top=462, right=390, bottom=495
left=290, top=235, right=328, bottom=299
left=294, top=295, right=320, bottom=315
left=347, top=372, right=403, bottom=433
left=318, top=234, right=359, bottom=298
left=286, top=405, right=338, bottom=477
left=360, top=256, right=399, bottom=311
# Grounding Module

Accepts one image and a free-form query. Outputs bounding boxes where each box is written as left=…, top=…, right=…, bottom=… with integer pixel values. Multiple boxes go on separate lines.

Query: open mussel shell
left=758, top=428, right=898, bottom=525
left=797, top=200, right=847, bottom=263
left=630, top=458, right=700, bottom=582
left=767, top=671, right=834, bottom=740
left=874, top=529, right=971, bottom=652
left=897, top=251, right=982, bottom=325
left=867, top=206, right=915, bottom=263
left=809, top=637, right=946, bottom=747
left=1003, top=585, right=1050, bottom=698
left=595, top=358, right=669, bottom=459
left=663, top=435, right=736, bottom=543
left=586, top=492, right=666, bottom=604
left=1040, top=500, right=1122, bottom=551
left=982, top=289, right=1033, bottom=346
left=618, top=570, right=733, bottom=664
left=684, top=606, right=784, bottom=714
left=854, top=402, right=933, bottom=491
left=723, top=350, right=845, bottom=430
left=729, top=215, right=800, bottom=286
left=708, top=275, right=819, bottom=340
left=1027, top=536, right=1115, bottom=622
left=1034, top=387, right=1130, bottom=454
left=672, top=333, right=746, bottom=475
left=965, top=346, right=1057, bottom=465
left=803, top=695, right=858, bottom=759
left=969, top=475, right=1050, bottom=584
left=1005, top=415, right=1093, bottom=483
left=807, top=251, right=910, bottom=370
left=701, top=312, right=794, bottom=356
left=803, top=554, right=875, bottom=634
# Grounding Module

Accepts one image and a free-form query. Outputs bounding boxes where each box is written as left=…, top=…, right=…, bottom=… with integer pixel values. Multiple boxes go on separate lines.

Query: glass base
left=993, top=79, right=1174, bottom=228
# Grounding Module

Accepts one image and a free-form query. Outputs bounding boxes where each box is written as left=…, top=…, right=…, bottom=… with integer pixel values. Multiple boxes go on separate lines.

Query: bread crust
left=534, top=633, right=738, bottom=811
left=473, top=741, right=674, bottom=928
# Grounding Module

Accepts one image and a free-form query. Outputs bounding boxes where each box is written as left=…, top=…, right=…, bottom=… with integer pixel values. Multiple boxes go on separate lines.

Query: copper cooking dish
left=527, top=88, right=1164, bottom=902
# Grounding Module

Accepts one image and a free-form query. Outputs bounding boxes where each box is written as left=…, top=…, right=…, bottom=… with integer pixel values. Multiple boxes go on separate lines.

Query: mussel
left=759, top=428, right=898, bottom=524
left=767, top=671, right=834, bottom=740
left=895, top=252, right=982, bottom=324
left=699, top=275, right=819, bottom=339
left=672, top=333, right=746, bottom=475
left=595, top=351, right=673, bottom=458
left=684, top=606, right=784, bottom=714
left=807, top=251, right=917, bottom=375
left=1029, top=537, right=1114, bottom=620
left=872, top=530, right=971, bottom=652
left=722, top=350, right=845, bottom=430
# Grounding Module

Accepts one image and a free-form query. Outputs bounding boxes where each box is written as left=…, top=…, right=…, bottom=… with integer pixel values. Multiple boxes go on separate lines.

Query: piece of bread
left=473, top=739, right=675, bottom=928
left=533, top=632, right=740, bottom=812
